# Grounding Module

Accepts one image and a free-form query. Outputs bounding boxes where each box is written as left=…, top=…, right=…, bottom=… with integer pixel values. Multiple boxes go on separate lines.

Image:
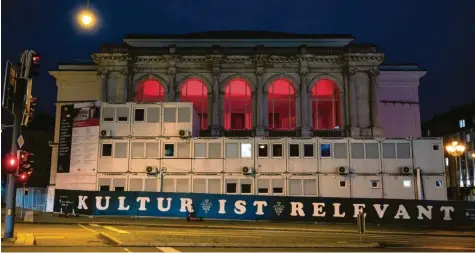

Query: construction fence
left=15, top=187, right=47, bottom=212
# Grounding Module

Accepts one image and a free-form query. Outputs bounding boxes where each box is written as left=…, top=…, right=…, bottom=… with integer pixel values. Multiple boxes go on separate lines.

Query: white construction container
left=100, top=103, right=132, bottom=137
left=130, top=103, right=162, bottom=137
left=255, top=138, right=287, bottom=173
left=286, top=138, right=318, bottom=173
left=349, top=138, right=382, bottom=174
left=161, top=102, right=200, bottom=138
left=129, top=139, right=160, bottom=173
left=98, top=139, right=129, bottom=173
left=160, top=138, right=192, bottom=173
left=192, top=138, right=224, bottom=173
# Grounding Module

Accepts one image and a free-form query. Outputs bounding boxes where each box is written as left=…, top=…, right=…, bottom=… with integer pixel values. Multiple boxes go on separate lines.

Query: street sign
left=17, top=135, right=24, bottom=149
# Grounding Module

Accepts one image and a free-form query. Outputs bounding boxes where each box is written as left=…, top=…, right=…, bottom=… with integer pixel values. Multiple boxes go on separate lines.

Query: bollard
left=356, top=213, right=366, bottom=243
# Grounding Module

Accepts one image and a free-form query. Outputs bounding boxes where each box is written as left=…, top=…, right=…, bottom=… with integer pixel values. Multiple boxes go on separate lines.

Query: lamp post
left=445, top=141, right=466, bottom=200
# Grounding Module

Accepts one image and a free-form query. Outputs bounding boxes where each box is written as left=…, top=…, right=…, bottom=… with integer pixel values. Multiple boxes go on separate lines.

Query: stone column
left=348, top=68, right=360, bottom=137
left=120, top=69, right=128, bottom=103
left=369, top=69, right=383, bottom=137
left=299, top=71, right=311, bottom=137
left=255, top=67, right=265, bottom=136
left=167, top=67, right=176, bottom=102
left=98, top=69, right=108, bottom=102
left=211, top=68, right=220, bottom=136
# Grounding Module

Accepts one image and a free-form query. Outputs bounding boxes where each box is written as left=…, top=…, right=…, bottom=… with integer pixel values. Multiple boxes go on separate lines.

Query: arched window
left=224, top=79, right=252, bottom=130
left=311, top=79, right=341, bottom=130
left=135, top=79, right=165, bottom=103
left=268, top=79, right=296, bottom=130
left=180, top=78, right=208, bottom=130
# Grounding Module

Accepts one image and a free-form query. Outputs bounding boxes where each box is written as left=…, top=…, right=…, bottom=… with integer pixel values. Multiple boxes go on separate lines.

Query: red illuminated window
left=311, top=79, right=341, bottom=130
left=268, top=79, right=296, bottom=130
left=224, top=79, right=252, bottom=130
left=180, top=78, right=208, bottom=130
left=135, top=79, right=165, bottom=103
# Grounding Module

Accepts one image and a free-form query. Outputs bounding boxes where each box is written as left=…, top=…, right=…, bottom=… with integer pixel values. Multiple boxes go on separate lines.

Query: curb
left=22, top=220, right=475, bottom=238
left=98, top=232, right=123, bottom=246
left=98, top=232, right=380, bottom=248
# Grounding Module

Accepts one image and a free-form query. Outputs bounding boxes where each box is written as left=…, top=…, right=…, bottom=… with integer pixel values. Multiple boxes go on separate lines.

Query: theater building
left=47, top=31, right=445, bottom=204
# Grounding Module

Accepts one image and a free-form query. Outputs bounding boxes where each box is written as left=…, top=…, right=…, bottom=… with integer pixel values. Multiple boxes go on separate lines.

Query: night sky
left=2, top=0, right=475, bottom=120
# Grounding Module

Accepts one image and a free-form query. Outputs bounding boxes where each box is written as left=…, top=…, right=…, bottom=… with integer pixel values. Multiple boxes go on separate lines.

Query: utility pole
left=3, top=50, right=39, bottom=239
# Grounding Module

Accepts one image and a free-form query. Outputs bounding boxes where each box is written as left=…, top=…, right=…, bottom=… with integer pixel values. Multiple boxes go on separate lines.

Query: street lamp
left=76, top=0, right=98, bottom=30
left=445, top=141, right=466, bottom=199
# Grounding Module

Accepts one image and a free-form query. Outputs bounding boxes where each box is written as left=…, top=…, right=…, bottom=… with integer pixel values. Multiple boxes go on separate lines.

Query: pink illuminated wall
left=224, top=79, right=252, bottom=130
left=377, top=70, right=425, bottom=138
left=135, top=79, right=165, bottom=102
left=180, top=79, right=208, bottom=130
left=311, top=79, right=341, bottom=130
left=268, top=79, right=296, bottom=130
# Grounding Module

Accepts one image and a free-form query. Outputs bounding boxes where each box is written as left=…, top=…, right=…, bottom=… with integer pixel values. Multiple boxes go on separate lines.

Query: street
left=2, top=223, right=475, bottom=252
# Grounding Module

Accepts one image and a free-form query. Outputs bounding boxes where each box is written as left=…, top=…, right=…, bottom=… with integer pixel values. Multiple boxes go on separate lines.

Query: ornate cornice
left=92, top=53, right=384, bottom=69
left=92, top=53, right=129, bottom=65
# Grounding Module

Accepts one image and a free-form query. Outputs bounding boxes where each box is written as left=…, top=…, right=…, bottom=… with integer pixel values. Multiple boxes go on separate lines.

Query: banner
left=54, top=190, right=475, bottom=228
left=57, top=103, right=100, bottom=173
left=57, top=105, right=74, bottom=173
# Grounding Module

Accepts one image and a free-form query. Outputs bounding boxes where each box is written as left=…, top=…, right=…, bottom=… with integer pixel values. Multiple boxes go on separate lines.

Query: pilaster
left=369, top=68, right=383, bottom=137
left=167, top=67, right=176, bottom=102
left=211, top=66, right=221, bottom=136
left=348, top=68, right=360, bottom=137
left=299, top=64, right=312, bottom=137
left=255, top=66, right=265, bottom=136
left=98, top=69, right=108, bottom=102
left=119, top=69, right=128, bottom=103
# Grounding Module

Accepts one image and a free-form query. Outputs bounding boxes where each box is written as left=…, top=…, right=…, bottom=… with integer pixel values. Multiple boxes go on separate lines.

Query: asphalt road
left=3, top=223, right=475, bottom=251
left=1, top=246, right=455, bottom=252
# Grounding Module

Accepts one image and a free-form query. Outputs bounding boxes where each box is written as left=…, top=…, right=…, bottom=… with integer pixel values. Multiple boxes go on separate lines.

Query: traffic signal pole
left=3, top=50, right=36, bottom=239
left=3, top=94, right=22, bottom=238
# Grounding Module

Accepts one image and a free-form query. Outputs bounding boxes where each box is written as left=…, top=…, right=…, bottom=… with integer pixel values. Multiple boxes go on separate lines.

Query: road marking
left=104, top=226, right=130, bottom=234
left=157, top=247, right=180, bottom=252
left=78, top=224, right=99, bottom=234
left=89, top=223, right=101, bottom=227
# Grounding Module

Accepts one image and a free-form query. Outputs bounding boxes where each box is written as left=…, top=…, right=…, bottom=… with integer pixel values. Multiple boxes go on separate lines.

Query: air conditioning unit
left=146, top=166, right=158, bottom=174
left=242, top=167, right=255, bottom=174
left=179, top=129, right=191, bottom=139
left=400, top=166, right=413, bottom=175
left=100, top=129, right=111, bottom=137
left=337, top=166, right=349, bottom=175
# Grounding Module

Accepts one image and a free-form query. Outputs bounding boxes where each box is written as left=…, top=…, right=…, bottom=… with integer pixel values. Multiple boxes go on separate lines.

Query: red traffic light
left=32, top=55, right=40, bottom=63
left=4, top=154, right=19, bottom=174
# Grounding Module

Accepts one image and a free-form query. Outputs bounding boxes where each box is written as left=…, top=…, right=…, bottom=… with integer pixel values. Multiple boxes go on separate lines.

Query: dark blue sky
left=2, top=0, right=475, bottom=120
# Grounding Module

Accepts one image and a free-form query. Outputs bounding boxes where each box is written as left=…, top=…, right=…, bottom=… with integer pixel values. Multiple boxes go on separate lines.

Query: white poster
left=70, top=104, right=100, bottom=173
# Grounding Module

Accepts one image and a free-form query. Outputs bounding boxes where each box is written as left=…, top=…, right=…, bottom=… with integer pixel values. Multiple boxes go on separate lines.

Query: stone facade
left=49, top=32, right=426, bottom=142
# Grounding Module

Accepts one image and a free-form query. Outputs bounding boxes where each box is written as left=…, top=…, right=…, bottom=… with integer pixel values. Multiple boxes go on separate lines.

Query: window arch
left=224, top=79, right=252, bottom=130
left=180, top=78, right=208, bottom=130
left=135, top=79, right=165, bottom=103
left=267, top=79, right=296, bottom=130
left=311, top=79, right=341, bottom=130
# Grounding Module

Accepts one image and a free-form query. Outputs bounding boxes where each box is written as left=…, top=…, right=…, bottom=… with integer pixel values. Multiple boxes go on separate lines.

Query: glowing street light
left=75, top=0, right=98, bottom=30
left=445, top=141, right=466, bottom=199
left=77, top=9, right=96, bottom=29
left=445, top=141, right=466, bottom=156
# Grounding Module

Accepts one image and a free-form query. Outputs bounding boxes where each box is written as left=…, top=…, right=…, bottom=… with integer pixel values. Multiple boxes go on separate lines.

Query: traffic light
left=4, top=154, right=19, bottom=174
left=25, top=97, right=37, bottom=124
left=17, top=173, right=28, bottom=184
left=29, top=54, right=40, bottom=78
left=19, top=151, right=34, bottom=175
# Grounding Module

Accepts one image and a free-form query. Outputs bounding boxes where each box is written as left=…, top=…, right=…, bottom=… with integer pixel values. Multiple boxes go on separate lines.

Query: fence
left=54, top=189, right=475, bottom=228
left=16, top=187, right=47, bottom=212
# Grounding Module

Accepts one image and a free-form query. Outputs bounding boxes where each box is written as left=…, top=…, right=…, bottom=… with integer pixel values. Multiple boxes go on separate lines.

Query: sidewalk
left=2, top=209, right=474, bottom=238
